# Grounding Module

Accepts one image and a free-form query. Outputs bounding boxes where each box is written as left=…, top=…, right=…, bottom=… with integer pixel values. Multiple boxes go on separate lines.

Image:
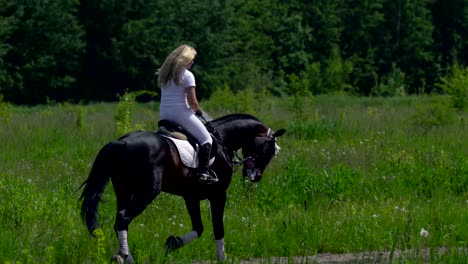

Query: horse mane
left=208, top=113, right=268, bottom=139
left=209, top=113, right=260, bottom=126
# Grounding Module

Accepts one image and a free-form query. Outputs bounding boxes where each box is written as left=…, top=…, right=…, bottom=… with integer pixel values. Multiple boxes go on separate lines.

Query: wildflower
left=313, top=139, right=318, bottom=143
left=372, top=214, right=378, bottom=218
left=420, top=228, right=429, bottom=238
left=179, top=223, right=184, bottom=228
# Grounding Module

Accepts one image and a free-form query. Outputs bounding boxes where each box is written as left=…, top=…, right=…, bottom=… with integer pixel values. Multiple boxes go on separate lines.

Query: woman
left=156, top=44, right=217, bottom=183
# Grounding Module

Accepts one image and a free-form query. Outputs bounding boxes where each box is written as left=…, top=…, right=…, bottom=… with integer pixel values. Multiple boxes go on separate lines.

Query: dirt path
left=194, top=247, right=466, bottom=263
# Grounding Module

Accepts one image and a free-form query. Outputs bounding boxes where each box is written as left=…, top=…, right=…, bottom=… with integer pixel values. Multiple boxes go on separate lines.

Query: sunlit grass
left=0, top=95, right=466, bottom=263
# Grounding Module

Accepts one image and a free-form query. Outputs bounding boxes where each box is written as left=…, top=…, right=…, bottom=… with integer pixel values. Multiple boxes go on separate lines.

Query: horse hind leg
left=112, top=169, right=162, bottom=263
left=111, top=188, right=135, bottom=264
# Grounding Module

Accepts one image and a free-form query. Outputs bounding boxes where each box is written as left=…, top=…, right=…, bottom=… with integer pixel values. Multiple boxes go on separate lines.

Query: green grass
left=0, top=95, right=466, bottom=263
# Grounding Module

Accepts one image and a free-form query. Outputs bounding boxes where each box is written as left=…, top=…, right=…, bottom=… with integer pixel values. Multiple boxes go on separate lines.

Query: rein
left=202, top=117, right=251, bottom=170
left=200, top=113, right=267, bottom=171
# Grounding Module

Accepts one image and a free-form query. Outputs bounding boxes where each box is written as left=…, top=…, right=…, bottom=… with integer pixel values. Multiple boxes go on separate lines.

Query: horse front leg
left=209, top=191, right=227, bottom=262
left=165, top=197, right=204, bottom=252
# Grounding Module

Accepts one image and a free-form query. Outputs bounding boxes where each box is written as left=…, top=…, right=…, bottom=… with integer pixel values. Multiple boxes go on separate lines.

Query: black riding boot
left=197, top=143, right=218, bottom=183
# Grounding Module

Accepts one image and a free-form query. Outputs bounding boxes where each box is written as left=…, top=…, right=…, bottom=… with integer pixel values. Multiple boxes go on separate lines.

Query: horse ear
left=273, top=129, right=286, bottom=138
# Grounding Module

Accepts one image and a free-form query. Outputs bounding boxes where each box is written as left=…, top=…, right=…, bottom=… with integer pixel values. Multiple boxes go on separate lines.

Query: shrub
left=114, top=90, right=157, bottom=136
left=407, top=101, right=456, bottom=134
left=436, top=63, right=468, bottom=110
left=0, top=94, right=11, bottom=123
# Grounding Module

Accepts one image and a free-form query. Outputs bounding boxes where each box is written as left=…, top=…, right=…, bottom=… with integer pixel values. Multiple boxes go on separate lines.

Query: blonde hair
left=157, top=44, right=197, bottom=87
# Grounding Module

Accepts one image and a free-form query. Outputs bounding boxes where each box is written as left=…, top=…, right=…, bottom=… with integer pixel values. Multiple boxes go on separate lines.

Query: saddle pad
left=161, top=135, right=214, bottom=168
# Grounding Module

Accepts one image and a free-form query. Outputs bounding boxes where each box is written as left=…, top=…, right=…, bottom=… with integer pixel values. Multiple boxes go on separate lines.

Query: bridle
left=232, top=129, right=278, bottom=171
left=232, top=152, right=252, bottom=168
left=201, top=114, right=279, bottom=173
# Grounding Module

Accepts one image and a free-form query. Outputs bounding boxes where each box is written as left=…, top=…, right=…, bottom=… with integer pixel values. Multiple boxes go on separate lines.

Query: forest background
left=0, top=0, right=467, bottom=105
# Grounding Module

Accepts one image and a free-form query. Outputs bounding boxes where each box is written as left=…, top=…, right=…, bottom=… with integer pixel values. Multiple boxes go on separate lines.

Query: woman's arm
left=187, top=86, right=200, bottom=112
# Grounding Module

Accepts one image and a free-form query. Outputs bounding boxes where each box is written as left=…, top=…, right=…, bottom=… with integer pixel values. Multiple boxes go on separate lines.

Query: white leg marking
left=118, top=230, right=129, bottom=256
left=216, top=238, right=225, bottom=261
left=180, top=230, right=198, bottom=245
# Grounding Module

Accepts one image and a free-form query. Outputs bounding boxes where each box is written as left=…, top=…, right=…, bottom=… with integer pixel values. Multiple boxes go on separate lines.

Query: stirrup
left=198, top=170, right=218, bottom=183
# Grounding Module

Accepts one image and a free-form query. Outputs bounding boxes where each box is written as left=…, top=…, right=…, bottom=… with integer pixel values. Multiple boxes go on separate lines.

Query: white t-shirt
left=160, top=68, right=196, bottom=113
left=159, top=68, right=211, bottom=145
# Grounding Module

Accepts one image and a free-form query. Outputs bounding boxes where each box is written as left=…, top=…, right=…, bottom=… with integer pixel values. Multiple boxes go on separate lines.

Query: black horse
left=79, top=113, right=285, bottom=263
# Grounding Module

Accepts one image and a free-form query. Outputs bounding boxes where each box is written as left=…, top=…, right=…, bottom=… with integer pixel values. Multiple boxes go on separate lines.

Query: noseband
left=233, top=152, right=254, bottom=169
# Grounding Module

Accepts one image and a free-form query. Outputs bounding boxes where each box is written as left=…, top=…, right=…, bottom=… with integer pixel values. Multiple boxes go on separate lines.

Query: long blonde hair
left=157, top=44, right=197, bottom=87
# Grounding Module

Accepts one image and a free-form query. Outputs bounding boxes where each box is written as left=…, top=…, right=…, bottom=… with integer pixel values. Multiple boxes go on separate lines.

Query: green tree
left=303, top=46, right=353, bottom=94
left=378, top=0, right=434, bottom=94
left=432, top=0, right=468, bottom=69
left=395, top=0, right=434, bottom=93
left=0, top=0, right=16, bottom=95
left=341, top=0, right=385, bottom=95
left=3, top=0, right=85, bottom=104
left=78, top=0, right=162, bottom=101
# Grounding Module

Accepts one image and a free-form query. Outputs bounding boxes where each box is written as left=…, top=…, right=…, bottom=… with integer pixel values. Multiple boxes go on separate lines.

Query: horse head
left=241, top=128, right=286, bottom=182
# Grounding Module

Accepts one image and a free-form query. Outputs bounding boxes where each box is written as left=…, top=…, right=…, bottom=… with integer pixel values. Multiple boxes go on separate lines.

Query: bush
left=436, top=63, right=468, bottom=110
left=0, top=94, right=10, bottom=123
left=407, top=100, right=456, bottom=134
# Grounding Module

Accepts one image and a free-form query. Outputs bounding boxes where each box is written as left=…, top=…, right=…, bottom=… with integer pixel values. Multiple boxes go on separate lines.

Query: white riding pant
left=160, top=107, right=212, bottom=146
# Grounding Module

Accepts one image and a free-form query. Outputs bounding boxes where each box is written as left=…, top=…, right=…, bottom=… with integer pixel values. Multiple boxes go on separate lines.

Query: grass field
left=0, top=94, right=466, bottom=263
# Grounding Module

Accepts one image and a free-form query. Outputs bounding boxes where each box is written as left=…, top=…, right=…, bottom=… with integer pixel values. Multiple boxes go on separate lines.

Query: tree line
left=0, top=0, right=467, bottom=105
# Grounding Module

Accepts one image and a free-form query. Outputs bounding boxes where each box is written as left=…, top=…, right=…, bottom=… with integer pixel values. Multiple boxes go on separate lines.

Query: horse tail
left=79, top=140, right=125, bottom=236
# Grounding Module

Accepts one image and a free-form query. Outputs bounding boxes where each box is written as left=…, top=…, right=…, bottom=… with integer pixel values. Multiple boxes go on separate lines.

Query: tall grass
left=0, top=95, right=466, bottom=263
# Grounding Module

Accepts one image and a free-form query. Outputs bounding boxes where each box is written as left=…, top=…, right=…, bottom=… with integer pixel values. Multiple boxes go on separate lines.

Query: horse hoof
left=165, top=235, right=183, bottom=252
left=111, top=255, right=124, bottom=264
left=111, top=253, right=134, bottom=264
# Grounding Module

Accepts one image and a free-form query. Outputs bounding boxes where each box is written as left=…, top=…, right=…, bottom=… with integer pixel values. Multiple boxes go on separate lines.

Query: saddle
left=157, top=120, right=217, bottom=168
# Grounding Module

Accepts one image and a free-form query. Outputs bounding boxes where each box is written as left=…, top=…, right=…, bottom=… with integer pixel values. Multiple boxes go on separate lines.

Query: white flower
left=179, top=223, right=184, bottom=228
left=372, top=214, right=378, bottom=218
left=420, top=228, right=429, bottom=238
